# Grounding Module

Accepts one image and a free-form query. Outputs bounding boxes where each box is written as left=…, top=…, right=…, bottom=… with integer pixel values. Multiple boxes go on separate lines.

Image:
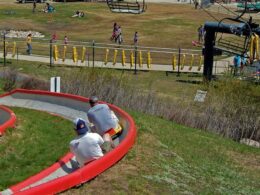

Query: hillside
left=63, top=111, right=260, bottom=194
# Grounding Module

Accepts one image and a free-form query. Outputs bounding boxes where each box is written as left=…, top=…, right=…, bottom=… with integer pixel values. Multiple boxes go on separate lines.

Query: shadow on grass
left=176, top=79, right=202, bottom=84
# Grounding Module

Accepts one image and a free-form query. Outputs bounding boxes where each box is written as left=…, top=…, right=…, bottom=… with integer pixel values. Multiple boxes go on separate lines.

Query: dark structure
left=106, top=0, right=146, bottom=14
left=203, top=19, right=260, bottom=81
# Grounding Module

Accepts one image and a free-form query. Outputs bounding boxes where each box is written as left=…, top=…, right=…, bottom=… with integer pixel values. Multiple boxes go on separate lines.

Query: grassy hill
left=0, top=2, right=228, bottom=48
left=1, top=106, right=259, bottom=194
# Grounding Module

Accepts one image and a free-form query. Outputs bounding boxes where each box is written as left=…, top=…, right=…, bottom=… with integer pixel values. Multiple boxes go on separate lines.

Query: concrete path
left=1, top=52, right=231, bottom=74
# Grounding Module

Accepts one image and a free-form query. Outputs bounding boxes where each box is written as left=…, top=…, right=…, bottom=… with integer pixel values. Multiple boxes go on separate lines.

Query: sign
left=194, top=90, right=207, bottom=102
left=50, top=77, right=60, bottom=93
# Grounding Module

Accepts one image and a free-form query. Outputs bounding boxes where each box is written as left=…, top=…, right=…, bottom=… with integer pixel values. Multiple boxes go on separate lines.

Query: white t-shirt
left=69, top=132, right=104, bottom=167
left=87, top=104, right=119, bottom=135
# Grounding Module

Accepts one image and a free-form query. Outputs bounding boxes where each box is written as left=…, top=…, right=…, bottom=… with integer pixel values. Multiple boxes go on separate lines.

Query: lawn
left=0, top=107, right=74, bottom=190
left=0, top=1, right=228, bottom=48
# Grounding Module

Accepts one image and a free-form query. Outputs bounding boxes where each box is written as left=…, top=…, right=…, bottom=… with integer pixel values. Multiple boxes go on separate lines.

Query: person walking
left=134, top=31, right=138, bottom=45
left=115, top=26, right=122, bottom=44
left=110, top=22, right=118, bottom=41
left=26, top=33, right=32, bottom=55
left=51, top=32, right=57, bottom=43
left=64, top=35, right=68, bottom=45
left=194, top=0, right=199, bottom=9
left=233, top=54, right=241, bottom=76
left=197, top=25, right=204, bottom=43
left=69, top=118, right=104, bottom=167
left=118, top=32, right=123, bottom=45
left=32, top=0, right=36, bottom=13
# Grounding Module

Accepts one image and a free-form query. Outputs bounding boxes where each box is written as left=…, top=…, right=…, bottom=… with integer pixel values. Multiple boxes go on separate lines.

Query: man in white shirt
left=87, top=96, right=122, bottom=151
left=69, top=118, right=104, bottom=167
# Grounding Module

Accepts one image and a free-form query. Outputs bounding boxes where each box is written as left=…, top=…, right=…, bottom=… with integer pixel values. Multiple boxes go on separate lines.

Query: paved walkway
left=0, top=52, right=231, bottom=74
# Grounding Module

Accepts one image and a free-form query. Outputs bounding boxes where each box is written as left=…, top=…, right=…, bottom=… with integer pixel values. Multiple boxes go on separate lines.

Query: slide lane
left=0, top=89, right=136, bottom=195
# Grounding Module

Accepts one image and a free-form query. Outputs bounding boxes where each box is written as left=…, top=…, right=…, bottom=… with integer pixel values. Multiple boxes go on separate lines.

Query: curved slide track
left=0, top=89, right=136, bottom=195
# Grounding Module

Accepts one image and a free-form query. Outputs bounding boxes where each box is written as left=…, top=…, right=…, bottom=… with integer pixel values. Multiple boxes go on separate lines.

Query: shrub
left=19, top=77, right=49, bottom=90
left=2, top=68, right=17, bottom=91
left=60, top=69, right=260, bottom=142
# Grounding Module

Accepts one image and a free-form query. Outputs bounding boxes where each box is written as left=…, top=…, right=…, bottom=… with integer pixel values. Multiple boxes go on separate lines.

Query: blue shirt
left=234, top=55, right=241, bottom=67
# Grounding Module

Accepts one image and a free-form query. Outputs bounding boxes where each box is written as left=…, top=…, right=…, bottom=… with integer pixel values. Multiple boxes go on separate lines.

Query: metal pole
left=16, top=47, right=19, bottom=66
left=134, top=45, right=137, bottom=74
left=50, top=39, right=53, bottom=67
left=3, top=32, right=6, bottom=67
left=203, top=29, right=215, bottom=81
left=88, top=53, right=90, bottom=67
left=92, top=40, right=95, bottom=68
left=177, top=47, right=181, bottom=77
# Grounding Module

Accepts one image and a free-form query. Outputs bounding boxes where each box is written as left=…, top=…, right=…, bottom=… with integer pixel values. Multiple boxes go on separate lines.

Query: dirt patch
left=228, top=150, right=260, bottom=171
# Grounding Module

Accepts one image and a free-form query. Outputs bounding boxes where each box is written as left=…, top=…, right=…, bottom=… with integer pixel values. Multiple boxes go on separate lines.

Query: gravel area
left=0, top=30, right=45, bottom=38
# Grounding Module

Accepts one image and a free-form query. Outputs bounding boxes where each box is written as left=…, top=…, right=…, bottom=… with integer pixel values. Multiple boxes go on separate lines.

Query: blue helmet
left=73, top=118, right=89, bottom=135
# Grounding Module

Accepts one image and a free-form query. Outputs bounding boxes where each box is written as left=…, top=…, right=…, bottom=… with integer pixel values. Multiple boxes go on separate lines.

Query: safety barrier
left=63, top=46, right=67, bottom=62
left=0, top=105, right=16, bottom=136
left=113, top=49, right=118, bottom=65
left=72, top=46, right=78, bottom=63
left=81, top=47, right=86, bottom=63
left=147, top=51, right=151, bottom=69
left=249, top=33, right=259, bottom=61
left=0, top=37, right=205, bottom=74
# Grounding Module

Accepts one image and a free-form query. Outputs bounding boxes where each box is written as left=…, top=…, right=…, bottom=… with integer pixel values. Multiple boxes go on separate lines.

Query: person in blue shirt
left=233, top=54, right=241, bottom=76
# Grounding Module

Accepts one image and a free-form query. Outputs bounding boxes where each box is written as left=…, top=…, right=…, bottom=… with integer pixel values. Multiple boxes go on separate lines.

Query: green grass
left=0, top=2, right=228, bottom=47
left=0, top=107, right=74, bottom=190
left=65, top=111, right=260, bottom=194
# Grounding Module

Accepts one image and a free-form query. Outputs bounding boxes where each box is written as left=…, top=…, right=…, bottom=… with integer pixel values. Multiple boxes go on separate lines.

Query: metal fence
left=0, top=36, right=233, bottom=76
left=0, top=36, right=205, bottom=72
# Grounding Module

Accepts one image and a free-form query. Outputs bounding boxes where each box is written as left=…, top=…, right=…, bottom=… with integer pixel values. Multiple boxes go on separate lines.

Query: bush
left=19, top=77, right=49, bottom=90
left=2, top=68, right=17, bottom=91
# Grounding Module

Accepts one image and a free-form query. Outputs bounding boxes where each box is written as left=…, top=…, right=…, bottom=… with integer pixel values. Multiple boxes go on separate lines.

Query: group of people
left=111, top=22, right=123, bottom=45
left=52, top=32, right=69, bottom=45
left=70, top=96, right=122, bottom=167
left=26, top=33, right=69, bottom=55
left=110, top=22, right=139, bottom=45
left=32, top=2, right=55, bottom=13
